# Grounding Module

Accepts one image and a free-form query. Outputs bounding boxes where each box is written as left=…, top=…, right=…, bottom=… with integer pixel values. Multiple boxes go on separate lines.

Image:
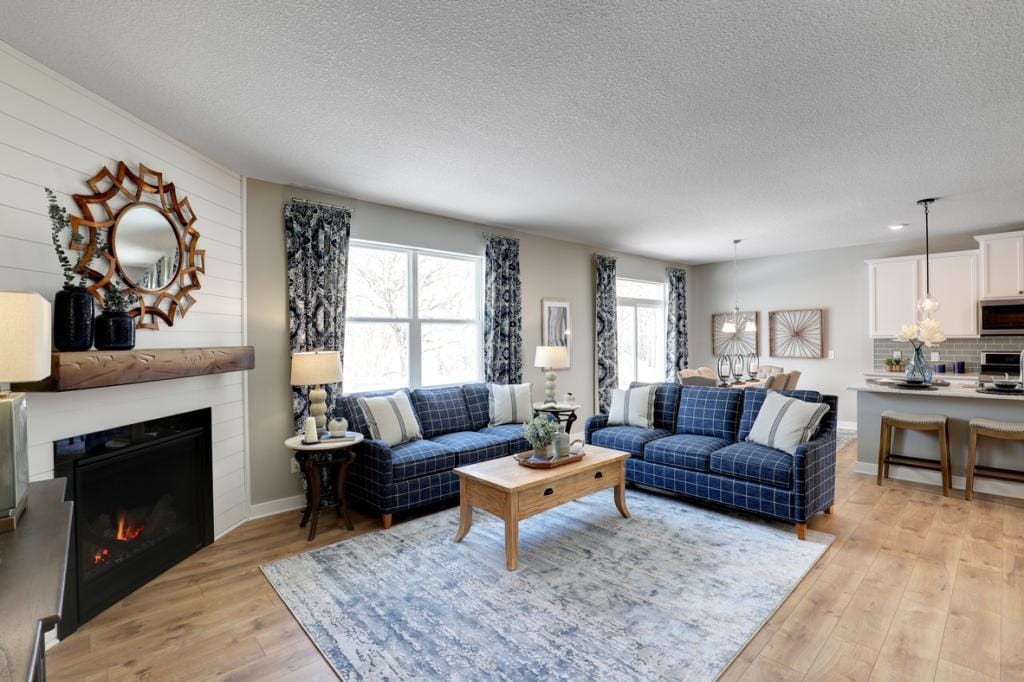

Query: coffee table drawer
left=517, top=463, right=621, bottom=518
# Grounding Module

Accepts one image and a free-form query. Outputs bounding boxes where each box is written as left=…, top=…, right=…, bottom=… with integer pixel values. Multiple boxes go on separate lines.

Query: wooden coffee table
left=453, top=445, right=630, bottom=570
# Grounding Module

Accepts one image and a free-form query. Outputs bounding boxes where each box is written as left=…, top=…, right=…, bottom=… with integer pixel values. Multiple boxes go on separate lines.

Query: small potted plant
left=47, top=188, right=95, bottom=351
left=95, top=285, right=137, bottom=351
left=523, top=415, right=559, bottom=460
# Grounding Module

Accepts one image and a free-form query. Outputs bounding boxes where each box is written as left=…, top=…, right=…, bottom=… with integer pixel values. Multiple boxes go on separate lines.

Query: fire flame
left=116, top=512, right=144, bottom=541
left=93, top=547, right=110, bottom=565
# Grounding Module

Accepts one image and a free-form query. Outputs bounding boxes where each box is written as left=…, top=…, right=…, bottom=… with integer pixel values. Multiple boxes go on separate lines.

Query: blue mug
left=934, top=363, right=946, bottom=374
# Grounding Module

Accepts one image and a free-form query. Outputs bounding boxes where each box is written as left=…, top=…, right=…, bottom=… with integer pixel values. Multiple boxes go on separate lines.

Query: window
left=343, top=241, right=483, bottom=392
left=616, top=278, right=666, bottom=389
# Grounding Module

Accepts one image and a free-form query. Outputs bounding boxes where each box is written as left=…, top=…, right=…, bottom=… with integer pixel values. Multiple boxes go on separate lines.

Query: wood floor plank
left=1003, top=617, right=1024, bottom=681
left=804, top=635, right=878, bottom=681
left=939, top=608, right=1001, bottom=679
left=870, top=601, right=946, bottom=681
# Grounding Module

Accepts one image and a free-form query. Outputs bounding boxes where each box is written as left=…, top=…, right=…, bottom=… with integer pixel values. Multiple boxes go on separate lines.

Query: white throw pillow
left=357, top=391, right=423, bottom=447
left=607, top=385, right=657, bottom=428
left=488, top=383, right=533, bottom=426
left=746, top=391, right=830, bottom=455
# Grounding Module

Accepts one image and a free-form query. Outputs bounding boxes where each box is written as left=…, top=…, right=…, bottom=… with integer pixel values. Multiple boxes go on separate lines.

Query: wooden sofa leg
left=795, top=523, right=807, bottom=540
left=824, top=505, right=835, bottom=514
left=382, top=513, right=393, bottom=530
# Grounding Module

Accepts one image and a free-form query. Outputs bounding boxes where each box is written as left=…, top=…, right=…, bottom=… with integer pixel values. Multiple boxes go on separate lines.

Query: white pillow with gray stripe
left=607, top=385, right=657, bottom=428
left=488, top=383, right=533, bottom=426
left=746, top=391, right=830, bottom=455
left=357, top=391, right=423, bottom=446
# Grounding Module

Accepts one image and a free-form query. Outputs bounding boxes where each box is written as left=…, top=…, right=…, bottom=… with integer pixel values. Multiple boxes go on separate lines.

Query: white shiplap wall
left=0, top=41, right=248, bottom=537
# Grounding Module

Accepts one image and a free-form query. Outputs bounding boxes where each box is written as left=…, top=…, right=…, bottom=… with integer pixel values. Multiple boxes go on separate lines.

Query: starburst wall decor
left=769, top=309, right=824, bottom=358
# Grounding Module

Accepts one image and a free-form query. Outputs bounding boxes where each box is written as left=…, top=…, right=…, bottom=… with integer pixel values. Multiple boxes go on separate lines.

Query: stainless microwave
left=979, top=298, right=1024, bottom=335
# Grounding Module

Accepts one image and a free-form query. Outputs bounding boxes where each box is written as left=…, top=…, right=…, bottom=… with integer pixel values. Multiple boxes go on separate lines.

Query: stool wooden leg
left=938, top=423, right=951, bottom=497
left=966, top=427, right=978, bottom=501
left=877, top=419, right=890, bottom=485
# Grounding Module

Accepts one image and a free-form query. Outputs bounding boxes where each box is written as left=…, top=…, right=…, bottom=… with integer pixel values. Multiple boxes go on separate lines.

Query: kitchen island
left=850, top=382, right=1024, bottom=498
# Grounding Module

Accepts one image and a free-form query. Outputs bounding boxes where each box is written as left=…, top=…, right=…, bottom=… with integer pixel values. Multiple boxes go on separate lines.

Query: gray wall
left=245, top=178, right=689, bottom=505
left=689, top=234, right=985, bottom=425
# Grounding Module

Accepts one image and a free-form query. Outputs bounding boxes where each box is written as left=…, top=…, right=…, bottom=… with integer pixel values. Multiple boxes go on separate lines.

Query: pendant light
left=917, top=198, right=940, bottom=318
left=721, top=239, right=756, bottom=333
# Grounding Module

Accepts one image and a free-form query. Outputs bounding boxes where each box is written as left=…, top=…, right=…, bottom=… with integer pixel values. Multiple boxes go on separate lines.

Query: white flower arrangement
left=895, top=319, right=946, bottom=348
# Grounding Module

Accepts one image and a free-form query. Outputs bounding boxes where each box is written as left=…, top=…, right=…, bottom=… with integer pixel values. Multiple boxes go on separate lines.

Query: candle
left=303, top=416, right=318, bottom=443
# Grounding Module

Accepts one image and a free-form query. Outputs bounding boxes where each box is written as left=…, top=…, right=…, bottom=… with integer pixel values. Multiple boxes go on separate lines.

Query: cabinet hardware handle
left=544, top=488, right=553, bottom=496
left=594, top=471, right=603, bottom=479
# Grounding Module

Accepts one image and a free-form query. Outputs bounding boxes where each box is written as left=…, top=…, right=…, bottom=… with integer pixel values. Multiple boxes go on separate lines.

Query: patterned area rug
left=836, top=428, right=857, bottom=453
left=262, top=490, right=832, bottom=681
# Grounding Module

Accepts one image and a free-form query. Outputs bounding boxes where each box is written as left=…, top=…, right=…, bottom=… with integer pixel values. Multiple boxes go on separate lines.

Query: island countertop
left=849, top=382, right=1024, bottom=402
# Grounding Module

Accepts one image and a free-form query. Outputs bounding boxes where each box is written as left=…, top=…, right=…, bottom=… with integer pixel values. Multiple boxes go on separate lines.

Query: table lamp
left=290, top=350, right=343, bottom=431
left=0, top=292, right=51, bottom=531
left=534, top=345, right=569, bottom=404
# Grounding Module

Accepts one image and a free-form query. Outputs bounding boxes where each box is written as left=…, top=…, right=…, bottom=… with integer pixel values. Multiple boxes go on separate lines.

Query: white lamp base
left=543, top=370, right=557, bottom=404
left=308, top=385, right=328, bottom=430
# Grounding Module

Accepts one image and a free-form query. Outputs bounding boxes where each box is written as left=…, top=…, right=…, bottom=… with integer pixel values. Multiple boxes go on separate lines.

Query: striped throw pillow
left=488, top=383, right=533, bottom=426
left=746, top=391, right=830, bottom=455
left=607, top=385, right=657, bottom=428
left=357, top=391, right=423, bottom=447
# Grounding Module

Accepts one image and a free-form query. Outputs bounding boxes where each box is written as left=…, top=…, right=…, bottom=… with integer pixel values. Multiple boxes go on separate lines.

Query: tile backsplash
left=873, top=336, right=1024, bottom=375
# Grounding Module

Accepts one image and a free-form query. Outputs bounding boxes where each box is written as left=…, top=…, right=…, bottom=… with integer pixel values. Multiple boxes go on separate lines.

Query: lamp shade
left=534, top=345, right=569, bottom=370
left=0, top=291, right=51, bottom=383
left=290, top=350, right=342, bottom=386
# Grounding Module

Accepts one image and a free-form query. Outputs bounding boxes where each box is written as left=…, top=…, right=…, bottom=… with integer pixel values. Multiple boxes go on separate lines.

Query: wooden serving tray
left=516, top=452, right=585, bottom=469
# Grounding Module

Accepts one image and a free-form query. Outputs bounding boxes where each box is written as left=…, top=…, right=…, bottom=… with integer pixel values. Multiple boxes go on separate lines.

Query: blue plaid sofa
left=585, top=384, right=838, bottom=538
left=336, top=383, right=531, bottom=528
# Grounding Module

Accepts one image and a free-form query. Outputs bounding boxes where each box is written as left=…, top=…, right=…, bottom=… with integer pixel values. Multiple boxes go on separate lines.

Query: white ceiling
left=4, top=1, right=1024, bottom=264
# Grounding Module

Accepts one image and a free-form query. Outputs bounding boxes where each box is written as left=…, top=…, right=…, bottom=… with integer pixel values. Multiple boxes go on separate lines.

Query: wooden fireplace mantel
left=11, top=346, right=255, bottom=392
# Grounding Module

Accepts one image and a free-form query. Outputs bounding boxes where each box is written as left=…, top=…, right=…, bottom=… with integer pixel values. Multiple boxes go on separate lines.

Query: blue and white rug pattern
left=262, top=490, right=831, bottom=681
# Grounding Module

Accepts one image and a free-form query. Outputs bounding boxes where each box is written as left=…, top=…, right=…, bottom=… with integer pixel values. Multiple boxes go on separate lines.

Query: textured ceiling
left=3, top=1, right=1023, bottom=263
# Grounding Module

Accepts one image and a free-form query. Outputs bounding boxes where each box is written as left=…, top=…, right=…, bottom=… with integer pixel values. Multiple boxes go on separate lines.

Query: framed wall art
left=769, top=308, right=824, bottom=358
left=711, top=311, right=759, bottom=356
left=542, top=298, right=571, bottom=367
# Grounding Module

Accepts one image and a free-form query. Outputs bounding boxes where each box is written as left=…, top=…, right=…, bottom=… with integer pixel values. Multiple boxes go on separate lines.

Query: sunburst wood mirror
left=69, top=162, right=205, bottom=329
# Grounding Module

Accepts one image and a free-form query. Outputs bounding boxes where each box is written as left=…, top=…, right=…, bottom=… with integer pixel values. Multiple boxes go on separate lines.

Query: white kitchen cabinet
left=867, top=257, right=919, bottom=338
left=867, top=250, right=979, bottom=338
left=976, top=231, right=1024, bottom=298
left=920, top=251, right=978, bottom=337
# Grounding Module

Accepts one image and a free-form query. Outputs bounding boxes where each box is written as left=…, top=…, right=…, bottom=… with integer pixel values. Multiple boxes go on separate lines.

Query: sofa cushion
left=431, top=431, right=507, bottom=467
left=711, top=442, right=793, bottom=488
left=644, top=434, right=730, bottom=472
left=590, top=426, right=672, bottom=456
left=675, top=386, right=743, bottom=440
left=738, top=388, right=822, bottom=441
left=488, top=383, right=533, bottom=425
left=357, top=391, right=423, bottom=446
left=462, top=383, right=490, bottom=430
left=391, top=439, right=457, bottom=482
left=479, top=423, right=531, bottom=455
left=411, top=387, right=471, bottom=438
left=631, top=382, right=681, bottom=431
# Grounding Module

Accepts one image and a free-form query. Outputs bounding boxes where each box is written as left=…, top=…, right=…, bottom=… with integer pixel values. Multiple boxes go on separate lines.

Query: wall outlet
left=290, top=459, right=300, bottom=474
left=931, top=352, right=940, bottom=362
left=827, top=350, right=835, bottom=359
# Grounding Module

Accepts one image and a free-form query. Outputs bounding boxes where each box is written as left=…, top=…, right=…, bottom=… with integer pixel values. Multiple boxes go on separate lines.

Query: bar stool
left=966, top=418, right=1024, bottom=501
left=877, top=410, right=951, bottom=496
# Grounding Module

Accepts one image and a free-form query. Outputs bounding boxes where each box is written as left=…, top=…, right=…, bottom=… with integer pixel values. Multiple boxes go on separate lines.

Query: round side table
left=284, top=433, right=364, bottom=541
left=532, top=403, right=582, bottom=434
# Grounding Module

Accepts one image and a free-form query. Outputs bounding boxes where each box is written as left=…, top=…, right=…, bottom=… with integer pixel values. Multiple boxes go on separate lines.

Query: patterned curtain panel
left=285, top=200, right=351, bottom=431
left=666, top=267, right=689, bottom=379
left=594, top=254, right=618, bottom=413
left=484, top=235, right=523, bottom=384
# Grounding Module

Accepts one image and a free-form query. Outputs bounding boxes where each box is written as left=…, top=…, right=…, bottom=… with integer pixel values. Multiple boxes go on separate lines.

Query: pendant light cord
left=917, top=198, right=936, bottom=296
left=732, top=239, right=740, bottom=315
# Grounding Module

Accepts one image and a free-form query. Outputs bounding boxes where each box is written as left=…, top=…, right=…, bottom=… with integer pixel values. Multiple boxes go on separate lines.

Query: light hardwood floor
left=48, top=440, right=1024, bottom=680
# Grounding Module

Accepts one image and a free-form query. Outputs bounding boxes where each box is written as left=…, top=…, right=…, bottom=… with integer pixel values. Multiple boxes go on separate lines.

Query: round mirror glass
left=114, top=203, right=181, bottom=292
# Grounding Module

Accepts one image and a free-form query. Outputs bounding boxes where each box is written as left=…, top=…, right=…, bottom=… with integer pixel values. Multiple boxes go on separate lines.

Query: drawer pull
left=544, top=488, right=554, bottom=496
left=594, top=471, right=603, bottom=479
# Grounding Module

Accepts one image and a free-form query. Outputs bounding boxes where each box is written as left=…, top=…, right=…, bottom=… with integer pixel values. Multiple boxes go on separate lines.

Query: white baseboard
left=249, top=494, right=306, bottom=520
left=837, top=420, right=857, bottom=431
left=853, top=461, right=1024, bottom=500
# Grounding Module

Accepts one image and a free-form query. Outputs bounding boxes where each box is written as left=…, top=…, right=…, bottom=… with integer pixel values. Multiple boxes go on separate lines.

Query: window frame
left=615, top=277, right=667, bottom=388
left=344, top=239, right=485, bottom=391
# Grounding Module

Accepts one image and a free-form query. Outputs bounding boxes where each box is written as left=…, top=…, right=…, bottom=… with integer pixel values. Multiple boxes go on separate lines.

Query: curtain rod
left=288, top=197, right=351, bottom=212
left=481, top=231, right=518, bottom=240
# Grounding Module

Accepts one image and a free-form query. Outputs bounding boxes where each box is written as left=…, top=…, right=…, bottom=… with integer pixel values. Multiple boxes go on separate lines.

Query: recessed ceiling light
left=888, top=223, right=908, bottom=231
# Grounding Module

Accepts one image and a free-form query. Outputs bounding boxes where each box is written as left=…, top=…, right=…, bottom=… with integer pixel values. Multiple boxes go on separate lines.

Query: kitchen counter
left=850, top=381, right=1024, bottom=497
left=850, top=382, right=1024, bottom=401
left=861, top=369, right=980, bottom=382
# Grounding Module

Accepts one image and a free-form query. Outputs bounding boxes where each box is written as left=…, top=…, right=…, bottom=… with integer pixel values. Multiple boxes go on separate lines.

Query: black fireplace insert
left=55, top=409, right=214, bottom=637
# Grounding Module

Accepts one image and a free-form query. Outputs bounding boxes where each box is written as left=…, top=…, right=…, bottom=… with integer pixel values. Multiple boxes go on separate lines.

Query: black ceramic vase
left=53, top=284, right=94, bottom=351
left=94, top=311, right=136, bottom=351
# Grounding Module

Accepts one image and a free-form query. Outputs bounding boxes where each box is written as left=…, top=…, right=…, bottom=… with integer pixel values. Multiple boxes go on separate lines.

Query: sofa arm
left=585, top=414, right=609, bottom=443
left=353, top=438, right=395, bottom=487
left=792, top=430, right=837, bottom=518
